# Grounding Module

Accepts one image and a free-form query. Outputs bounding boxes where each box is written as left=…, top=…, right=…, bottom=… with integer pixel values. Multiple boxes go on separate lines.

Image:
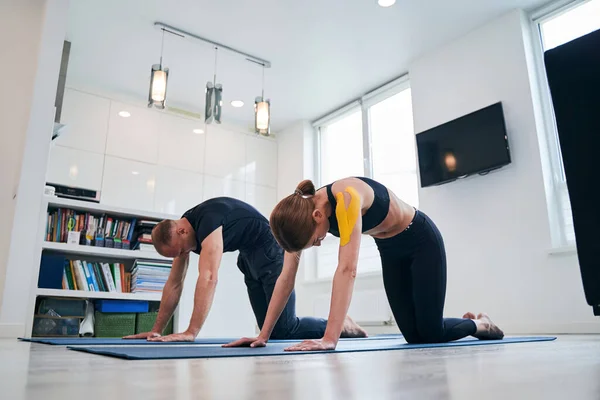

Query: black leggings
left=375, top=210, right=476, bottom=344
left=237, top=243, right=327, bottom=340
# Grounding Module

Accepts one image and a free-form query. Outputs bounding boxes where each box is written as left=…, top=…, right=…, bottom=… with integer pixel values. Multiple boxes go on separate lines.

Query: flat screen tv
left=416, top=102, right=511, bottom=188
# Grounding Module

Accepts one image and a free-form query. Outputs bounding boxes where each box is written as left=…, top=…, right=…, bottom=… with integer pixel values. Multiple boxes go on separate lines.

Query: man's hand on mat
left=222, top=336, right=268, bottom=348
left=284, top=338, right=337, bottom=352
left=147, top=331, right=196, bottom=342
left=123, top=331, right=161, bottom=340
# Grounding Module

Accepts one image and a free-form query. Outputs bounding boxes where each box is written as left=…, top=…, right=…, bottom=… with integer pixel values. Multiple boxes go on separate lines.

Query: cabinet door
left=100, top=156, right=156, bottom=212
left=105, top=101, right=159, bottom=164
left=58, top=89, right=110, bottom=154
left=204, top=126, right=246, bottom=181
left=246, top=183, right=277, bottom=219
left=157, top=113, right=205, bottom=173
left=154, top=166, right=204, bottom=215
left=203, top=175, right=246, bottom=202
left=46, top=145, right=104, bottom=190
left=245, top=135, right=277, bottom=187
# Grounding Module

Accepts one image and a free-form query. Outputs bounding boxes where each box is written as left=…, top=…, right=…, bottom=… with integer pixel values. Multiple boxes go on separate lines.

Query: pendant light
left=205, top=47, right=223, bottom=124
left=254, top=64, right=270, bottom=136
left=148, top=28, right=169, bottom=109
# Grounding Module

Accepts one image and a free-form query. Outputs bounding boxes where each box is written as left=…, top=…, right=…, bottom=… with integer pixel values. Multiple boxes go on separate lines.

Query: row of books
left=62, top=260, right=131, bottom=293
left=131, top=259, right=171, bottom=294
left=45, top=208, right=159, bottom=250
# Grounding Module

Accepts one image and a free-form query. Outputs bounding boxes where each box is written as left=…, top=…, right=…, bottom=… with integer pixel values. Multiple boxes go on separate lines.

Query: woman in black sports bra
left=225, top=176, right=504, bottom=352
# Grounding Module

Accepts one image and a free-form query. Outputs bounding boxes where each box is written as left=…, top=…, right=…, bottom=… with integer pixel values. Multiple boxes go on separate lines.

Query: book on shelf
left=131, top=259, right=171, bottom=294
left=45, top=207, right=138, bottom=249
left=61, top=259, right=130, bottom=293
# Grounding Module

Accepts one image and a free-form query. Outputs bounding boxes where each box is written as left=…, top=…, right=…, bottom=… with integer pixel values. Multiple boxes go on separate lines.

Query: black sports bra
left=325, top=177, right=390, bottom=237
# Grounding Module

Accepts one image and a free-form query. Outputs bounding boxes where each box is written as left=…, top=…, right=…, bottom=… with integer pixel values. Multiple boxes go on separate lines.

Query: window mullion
left=360, top=100, right=373, bottom=178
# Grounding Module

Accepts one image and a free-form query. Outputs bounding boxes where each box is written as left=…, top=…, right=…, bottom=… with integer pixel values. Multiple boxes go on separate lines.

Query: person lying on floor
left=124, top=196, right=366, bottom=342
left=225, top=177, right=503, bottom=351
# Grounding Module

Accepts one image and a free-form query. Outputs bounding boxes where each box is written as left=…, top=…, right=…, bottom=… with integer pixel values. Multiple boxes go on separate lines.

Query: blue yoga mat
left=19, top=333, right=403, bottom=346
left=67, top=336, right=556, bottom=360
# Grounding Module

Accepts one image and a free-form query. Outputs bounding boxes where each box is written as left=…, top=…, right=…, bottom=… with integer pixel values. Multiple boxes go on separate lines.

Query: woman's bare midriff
left=365, top=190, right=416, bottom=239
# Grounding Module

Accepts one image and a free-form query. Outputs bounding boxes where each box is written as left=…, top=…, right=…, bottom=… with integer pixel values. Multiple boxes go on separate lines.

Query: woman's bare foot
left=340, top=316, right=368, bottom=338
left=472, top=312, right=504, bottom=340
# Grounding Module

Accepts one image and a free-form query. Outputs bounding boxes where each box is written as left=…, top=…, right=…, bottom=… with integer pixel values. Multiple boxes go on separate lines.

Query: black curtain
left=544, top=28, right=600, bottom=316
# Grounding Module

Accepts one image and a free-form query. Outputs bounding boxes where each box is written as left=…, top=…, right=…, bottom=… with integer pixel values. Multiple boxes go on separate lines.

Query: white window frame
left=314, top=75, right=411, bottom=188
left=529, top=0, right=593, bottom=251
left=306, top=75, right=414, bottom=281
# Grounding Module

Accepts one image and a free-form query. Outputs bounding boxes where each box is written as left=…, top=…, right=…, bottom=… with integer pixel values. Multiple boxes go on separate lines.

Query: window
left=370, top=88, right=418, bottom=208
left=319, top=109, right=364, bottom=185
left=313, top=77, right=417, bottom=279
left=534, top=0, right=600, bottom=247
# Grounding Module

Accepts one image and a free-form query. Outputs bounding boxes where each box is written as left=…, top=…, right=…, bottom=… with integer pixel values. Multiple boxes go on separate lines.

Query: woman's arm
left=224, top=251, right=300, bottom=347
left=285, top=187, right=362, bottom=351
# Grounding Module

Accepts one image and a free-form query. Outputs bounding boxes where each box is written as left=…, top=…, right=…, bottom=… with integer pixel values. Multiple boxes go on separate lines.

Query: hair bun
left=295, top=180, right=316, bottom=196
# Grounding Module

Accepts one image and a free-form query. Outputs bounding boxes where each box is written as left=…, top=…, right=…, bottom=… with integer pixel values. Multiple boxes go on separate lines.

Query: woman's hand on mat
left=284, top=338, right=337, bottom=352
left=222, top=336, right=268, bottom=348
left=147, top=331, right=196, bottom=342
left=123, top=331, right=161, bottom=340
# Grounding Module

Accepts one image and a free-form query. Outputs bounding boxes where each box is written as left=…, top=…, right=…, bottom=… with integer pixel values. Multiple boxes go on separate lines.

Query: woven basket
left=135, top=312, right=173, bottom=335
left=94, top=312, right=136, bottom=337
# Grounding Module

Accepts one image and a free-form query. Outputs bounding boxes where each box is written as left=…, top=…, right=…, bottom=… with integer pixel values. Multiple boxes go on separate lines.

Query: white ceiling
left=66, top=0, right=550, bottom=132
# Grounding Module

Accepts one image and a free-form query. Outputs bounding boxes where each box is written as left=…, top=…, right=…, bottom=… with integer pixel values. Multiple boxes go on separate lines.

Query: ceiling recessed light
left=231, top=100, right=244, bottom=108
left=131, top=171, right=139, bottom=175
left=378, top=0, right=396, bottom=7
left=193, top=128, right=204, bottom=134
left=118, top=111, right=131, bottom=118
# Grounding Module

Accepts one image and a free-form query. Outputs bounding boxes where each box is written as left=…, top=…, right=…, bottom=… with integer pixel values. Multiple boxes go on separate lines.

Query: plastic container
left=37, top=297, right=86, bottom=317
left=95, top=300, right=149, bottom=313
left=94, top=312, right=136, bottom=337
left=32, top=316, right=81, bottom=337
left=135, top=312, right=173, bottom=335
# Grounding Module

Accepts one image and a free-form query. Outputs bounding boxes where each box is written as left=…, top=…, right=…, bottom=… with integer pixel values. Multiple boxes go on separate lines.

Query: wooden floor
left=1, top=335, right=599, bottom=400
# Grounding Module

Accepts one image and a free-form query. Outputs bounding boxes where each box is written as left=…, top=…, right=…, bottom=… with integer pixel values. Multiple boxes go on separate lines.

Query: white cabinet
left=58, top=88, right=110, bottom=154
left=154, top=165, right=204, bottom=215
left=105, top=101, right=160, bottom=164
left=203, top=175, right=246, bottom=201
left=245, top=135, right=277, bottom=188
left=101, top=156, right=156, bottom=212
left=246, top=184, right=277, bottom=219
left=157, top=113, right=205, bottom=173
left=46, top=145, right=104, bottom=190
left=204, top=126, right=246, bottom=181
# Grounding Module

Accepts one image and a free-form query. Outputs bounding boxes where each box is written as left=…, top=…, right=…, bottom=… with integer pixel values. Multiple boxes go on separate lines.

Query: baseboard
left=365, top=321, right=600, bottom=336
left=501, top=321, right=600, bottom=335
left=0, top=323, right=24, bottom=338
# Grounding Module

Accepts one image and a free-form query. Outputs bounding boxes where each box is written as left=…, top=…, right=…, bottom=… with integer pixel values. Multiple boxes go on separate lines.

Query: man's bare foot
left=463, top=312, right=476, bottom=320
left=340, top=316, right=368, bottom=338
left=472, top=312, right=504, bottom=340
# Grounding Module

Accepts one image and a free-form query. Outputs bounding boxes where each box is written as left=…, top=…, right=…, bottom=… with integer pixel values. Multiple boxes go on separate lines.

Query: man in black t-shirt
left=124, top=197, right=366, bottom=342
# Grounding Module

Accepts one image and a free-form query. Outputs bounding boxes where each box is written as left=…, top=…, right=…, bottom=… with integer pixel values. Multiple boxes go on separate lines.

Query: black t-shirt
left=182, top=197, right=274, bottom=254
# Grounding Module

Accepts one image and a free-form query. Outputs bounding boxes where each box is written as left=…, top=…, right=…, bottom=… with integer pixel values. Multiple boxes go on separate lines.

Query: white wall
left=409, top=9, right=599, bottom=333
left=0, top=0, right=46, bottom=318
left=0, top=0, right=69, bottom=337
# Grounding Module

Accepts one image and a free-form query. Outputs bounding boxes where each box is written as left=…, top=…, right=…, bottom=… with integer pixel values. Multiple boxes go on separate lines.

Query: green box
left=135, top=312, right=173, bottom=335
left=94, top=311, right=136, bottom=337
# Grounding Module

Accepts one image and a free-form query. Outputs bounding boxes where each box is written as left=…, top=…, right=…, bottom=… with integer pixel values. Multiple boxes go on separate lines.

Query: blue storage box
left=95, top=300, right=149, bottom=313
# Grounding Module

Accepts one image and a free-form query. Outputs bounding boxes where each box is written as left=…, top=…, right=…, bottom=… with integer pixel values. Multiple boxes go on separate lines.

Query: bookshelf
left=24, top=195, right=178, bottom=338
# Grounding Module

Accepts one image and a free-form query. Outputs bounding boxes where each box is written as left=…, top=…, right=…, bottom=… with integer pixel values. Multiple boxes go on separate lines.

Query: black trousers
left=237, top=242, right=327, bottom=340
left=375, top=210, right=476, bottom=344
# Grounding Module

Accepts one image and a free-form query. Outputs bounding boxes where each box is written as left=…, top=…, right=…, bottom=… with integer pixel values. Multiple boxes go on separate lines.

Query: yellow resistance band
left=335, top=187, right=361, bottom=246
